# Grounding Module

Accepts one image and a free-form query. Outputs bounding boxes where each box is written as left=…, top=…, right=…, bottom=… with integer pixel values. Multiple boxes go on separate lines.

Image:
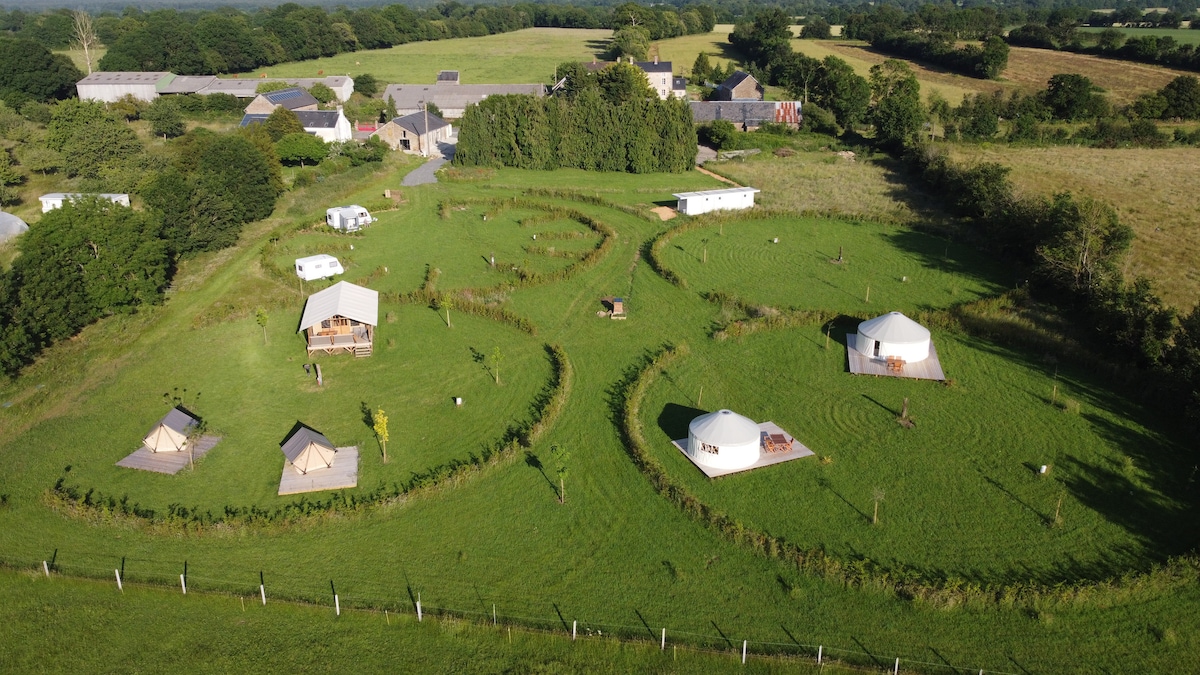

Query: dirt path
left=695, top=166, right=741, bottom=187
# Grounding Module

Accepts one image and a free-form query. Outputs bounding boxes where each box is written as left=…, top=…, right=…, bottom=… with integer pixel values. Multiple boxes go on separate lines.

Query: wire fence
left=5, top=549, right=1022, bottom=675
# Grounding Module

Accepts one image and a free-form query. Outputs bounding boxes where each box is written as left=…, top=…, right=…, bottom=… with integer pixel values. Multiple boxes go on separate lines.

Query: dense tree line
left=1007, top=15, right=1200, bottom=76
left=0, top=37, right=81, bottom=108
left=455, top=63, right=695, bottom=173
left=839, top=5, right=1008, bottom=80
left=0, top=100, right=286, bottom=376
left=0, top=3, right=712, bottom=77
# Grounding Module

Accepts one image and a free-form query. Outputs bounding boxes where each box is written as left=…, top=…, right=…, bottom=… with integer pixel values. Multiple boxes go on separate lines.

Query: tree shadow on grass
left=524, top=450, right=559, bottom=501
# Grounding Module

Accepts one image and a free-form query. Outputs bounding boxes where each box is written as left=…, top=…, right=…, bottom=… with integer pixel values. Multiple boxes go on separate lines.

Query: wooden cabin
left=297, top=281, right=378, bottom=357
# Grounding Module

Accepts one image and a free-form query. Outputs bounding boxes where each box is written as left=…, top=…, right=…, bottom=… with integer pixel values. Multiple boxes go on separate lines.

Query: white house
left=672, top=187, right=760, bottom=216
left=40, top=193, right=131, bottom=213
left=295, top=254, right=344, bottom=281
left=686, top=409, right=762, bottom=472
left=853, top=312, right=932, bottom=363
left=239, top=108, right=353, bottom=143
left=326, top=205, right=374, bottom=232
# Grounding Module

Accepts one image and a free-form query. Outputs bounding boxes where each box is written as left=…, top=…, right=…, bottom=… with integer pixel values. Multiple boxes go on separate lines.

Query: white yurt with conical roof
left=854, top=312, right=931, bottom=363
left=280, top=427, right=337, bottom=475
left=686, top=409, right=762, bottom=471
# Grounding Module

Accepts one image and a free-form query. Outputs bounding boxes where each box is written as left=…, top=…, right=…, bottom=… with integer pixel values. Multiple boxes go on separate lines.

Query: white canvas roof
left=0, top=211, right=28, bottom=242
left=298, top=281, right=378, bottom=332
left=672, top=187, right=760, bottom=199
left=858, top=312, right=930, bottom=344
left=280, top=427, right=337, bottom=474
left=296, top=254, right=340, bottom=266
left=689, top=409, right=760, bottom=446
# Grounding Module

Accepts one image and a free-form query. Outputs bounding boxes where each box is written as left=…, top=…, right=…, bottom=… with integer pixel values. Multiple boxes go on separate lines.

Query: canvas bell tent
left=143, top=407, right=200, bottom=453
left=298, top=281, right=378, bottom=356
left=686, top=409, right=762, bottom=471
left=853, top=312, right=932, bottom=363
left=280, top=426, right=337, bottom=475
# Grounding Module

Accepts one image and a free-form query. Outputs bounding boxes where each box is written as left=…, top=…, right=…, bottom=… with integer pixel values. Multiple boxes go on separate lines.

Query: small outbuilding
left=143, top=407, right=200, bottom=453
left=672, top=187, right=760, bottom=216
left=295, top=254, right=344, bottom=281
left=326, top=205, right=375, bottom=232
left=298, top=281, right=378, bottom=356
left=243, top=87, right=319, bottom=115
left=0, top=211, right=28, bottom=243
left=686, top=409, right=762, bottom=472
left=854, top=312, right=931, bottom=363
left=372, top=111, right=452, bottom=154
left=280, top=426, right=337, bottom=475
left=40, top=193, right=131, bottom=213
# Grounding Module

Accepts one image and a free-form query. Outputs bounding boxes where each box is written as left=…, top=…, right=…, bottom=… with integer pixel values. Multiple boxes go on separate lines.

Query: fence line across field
left=13, top=550, right=1022, bottom=675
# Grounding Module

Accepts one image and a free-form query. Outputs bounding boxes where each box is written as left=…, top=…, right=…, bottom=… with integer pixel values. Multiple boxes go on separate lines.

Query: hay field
left=947, top=144, right=1200, bottom=308
left=791, top=39, right=989, bottom=103
left=1079, top=26, right=1200, bottom=46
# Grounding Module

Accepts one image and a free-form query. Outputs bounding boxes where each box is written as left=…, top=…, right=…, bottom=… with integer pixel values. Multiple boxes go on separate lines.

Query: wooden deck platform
left=845, top=336, right=946, bottom=381
left=115, top=435, right=221, bottom=474
left=278, top=446, right=359, bottom=495
left=671, top=422, right=815, bottom=479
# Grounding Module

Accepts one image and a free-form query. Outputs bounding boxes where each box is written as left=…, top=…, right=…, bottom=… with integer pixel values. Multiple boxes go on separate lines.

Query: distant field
left=1079, top=26, right=1200, bottom=45
left=795, top=40, right=1192, bottom=105
left=238, top=28, right=611, bottom=85
left=55, top=47, right=106, bottom=74
left=946, top=144, right=1200, bottom=308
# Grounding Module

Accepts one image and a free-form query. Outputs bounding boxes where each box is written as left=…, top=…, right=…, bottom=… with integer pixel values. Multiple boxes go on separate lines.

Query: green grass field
left=3, top=27, right=1200, bottom=670
left=656, top=216, right=1007, bottom=313
left=237, top=28, right=612, bottom=85
left=639, top=324, right=1193, bottom=582
left=1079, top=26, right=1200, bottom=45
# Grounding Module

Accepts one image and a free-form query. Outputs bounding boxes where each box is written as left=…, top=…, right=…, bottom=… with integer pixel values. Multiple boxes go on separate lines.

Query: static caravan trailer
left=295, top=254, right=344, bottom=281
left=40, top=192, right=131, bottom=213
left=672, top=187, right=760, bottom=216
left=326, top=205, right=375, bottom=232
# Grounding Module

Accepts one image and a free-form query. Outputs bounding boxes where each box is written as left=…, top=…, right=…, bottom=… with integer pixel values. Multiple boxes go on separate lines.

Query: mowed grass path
left=1, top=159, right=1198, bottom=673
left=238, top=27, right=611, bottom=84
left=640, top=326, right=1194, bottom=582
left=658, top=216, right=1007, bottom=313
left=945, top=144, right=1200, bottom=309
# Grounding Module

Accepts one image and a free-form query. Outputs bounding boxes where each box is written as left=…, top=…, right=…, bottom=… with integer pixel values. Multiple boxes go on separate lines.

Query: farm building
left=0, top=211, right=28, bottom=243
left=243, top=87, right=319, bottom=114
left=381, top=82, right=546, bottom=118
left=295, top=254, right=344, bottom=281
left=372, top=111, right=452, bottom=154
left=854, top=312, right=931, bottom=363
left=672, top=187, right=760, bottom=215
left=325, top=205, right=375, bottom=232
left=714, top=71, right=764, bottom=101
left=143, top=407, right=200, bottom=453
left=40, top=193, right=130, bottom=213
left=77, top=73, right=354, bottom=103
left=298, top=281, right=378, bottom=357
left=240, top=109, right=353, bottom=142
left=686, top=409, right=762, bottom=471
left=689, top=101, right=802, bottom=130
left=280, top=426, right=337, bottom=475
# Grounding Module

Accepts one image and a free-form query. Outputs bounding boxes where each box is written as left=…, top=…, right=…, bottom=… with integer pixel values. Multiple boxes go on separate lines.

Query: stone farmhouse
left=372, top=111, right=453, bottom=154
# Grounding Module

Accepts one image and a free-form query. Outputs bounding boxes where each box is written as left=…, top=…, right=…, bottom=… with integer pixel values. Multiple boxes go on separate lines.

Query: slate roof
left=635, top=60, right=673, bottom=74
left=157, top=75, right=218, bottom=94
left=262, top=87, right=319, bottom=110
left=381, top=83, right=546, bottom=112
left=689, top=101, right=781, bottom=125
left=673, top=77, right=688, bottom=91
left=718, top=71, right=755, bottom=91
left=390, top=111, right=451, bottom=135
left=77, top=71, right=171, bottom=86
left=298, top=281, right=379, bottom=331
left=155, top=407, right=200, bottom=435
left=436, top=70, right=460, bottom=84
left=240, top=110, right=342, bottom=129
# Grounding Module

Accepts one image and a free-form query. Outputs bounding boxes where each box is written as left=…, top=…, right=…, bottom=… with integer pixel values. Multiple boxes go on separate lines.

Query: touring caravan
left=295, top=254, right=344, bottom=281
left=326, top=205, right=375, bottom=232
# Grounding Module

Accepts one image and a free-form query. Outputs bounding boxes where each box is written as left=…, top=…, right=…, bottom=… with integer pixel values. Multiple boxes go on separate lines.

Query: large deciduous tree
left=0, top=38, right=82, bottom=107
left=870, top=59, right=925, bottom=149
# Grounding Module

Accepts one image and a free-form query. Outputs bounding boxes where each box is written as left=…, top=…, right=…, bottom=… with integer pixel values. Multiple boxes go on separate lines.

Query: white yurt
left=686, top=409, right=762, bottom=471
left=854, top=312, right=931, bottom=363
left=143, top=407, right=199, bottom=453
left=280, top=427, right=337, bottom=475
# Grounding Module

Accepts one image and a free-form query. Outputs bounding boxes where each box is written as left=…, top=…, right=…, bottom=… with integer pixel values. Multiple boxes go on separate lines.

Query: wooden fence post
left=115, top=569, right=122, bottom=592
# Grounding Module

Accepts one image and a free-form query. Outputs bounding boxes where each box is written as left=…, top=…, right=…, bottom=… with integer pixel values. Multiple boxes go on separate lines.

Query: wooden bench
left=886, top=356, right=906, bottom=372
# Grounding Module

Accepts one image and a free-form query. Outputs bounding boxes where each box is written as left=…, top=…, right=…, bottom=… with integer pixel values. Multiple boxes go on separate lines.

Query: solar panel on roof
left=269, top=89, right=304, bottom=101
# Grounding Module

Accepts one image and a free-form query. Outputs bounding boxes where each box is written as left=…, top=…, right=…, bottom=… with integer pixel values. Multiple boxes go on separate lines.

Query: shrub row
left=618, top=342, right=1200, bottom=611
left=46, top=344, right=572, bottom=534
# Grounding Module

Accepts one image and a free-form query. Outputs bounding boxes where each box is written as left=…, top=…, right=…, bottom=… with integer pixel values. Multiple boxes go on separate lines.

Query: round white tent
left=0, top=211, right=28, bottom=243
left=686, top=409, right=762, bottom=471
left=854, top=312, right=931, bottom=363
left=281, top=427, right=337, bottom=475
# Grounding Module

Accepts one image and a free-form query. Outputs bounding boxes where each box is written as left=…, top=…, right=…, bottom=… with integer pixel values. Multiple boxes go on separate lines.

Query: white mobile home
left=672, top=187, right=760, bottom=216
left=40, top=193, right=131, bottom=213
left=295, top=254, right=344, bottom=281
left=325, top=205, right=375, bottom=232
